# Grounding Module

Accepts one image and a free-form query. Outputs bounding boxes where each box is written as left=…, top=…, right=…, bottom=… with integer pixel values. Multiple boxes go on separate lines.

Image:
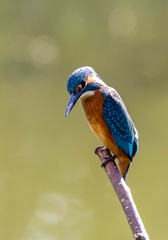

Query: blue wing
left=102, top=87, right=138, bottom=160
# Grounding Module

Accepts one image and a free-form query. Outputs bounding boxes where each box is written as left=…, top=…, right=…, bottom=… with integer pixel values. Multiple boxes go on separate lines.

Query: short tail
left=115, top=158, right=131, bottom=181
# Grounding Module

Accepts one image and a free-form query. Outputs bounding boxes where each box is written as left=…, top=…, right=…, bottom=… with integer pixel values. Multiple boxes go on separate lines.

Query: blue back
left=102, top=87, right=138, bottom=160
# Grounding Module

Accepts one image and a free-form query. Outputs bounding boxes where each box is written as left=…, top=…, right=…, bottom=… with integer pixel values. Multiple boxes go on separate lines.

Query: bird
left=65, top=66, right=138, bottom=180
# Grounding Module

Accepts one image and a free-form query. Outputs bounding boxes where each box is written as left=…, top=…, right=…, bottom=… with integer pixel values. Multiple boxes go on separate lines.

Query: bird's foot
left=101, top=154, right=117, bottom=168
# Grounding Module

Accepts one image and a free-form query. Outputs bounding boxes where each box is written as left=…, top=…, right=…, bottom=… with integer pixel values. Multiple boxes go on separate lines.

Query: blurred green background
left=1, top=0, right=168, bottom=239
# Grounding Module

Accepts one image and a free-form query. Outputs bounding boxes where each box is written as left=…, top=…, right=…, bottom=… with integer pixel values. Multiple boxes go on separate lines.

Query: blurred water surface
left=1, top=1, right=168, bottom=240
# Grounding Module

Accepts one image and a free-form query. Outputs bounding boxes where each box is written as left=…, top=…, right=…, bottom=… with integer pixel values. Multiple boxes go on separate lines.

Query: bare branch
left=95, top=146, right=150, bottom=240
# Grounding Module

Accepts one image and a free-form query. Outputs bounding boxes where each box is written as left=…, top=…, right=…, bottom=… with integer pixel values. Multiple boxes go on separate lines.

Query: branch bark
left=95, top=146, right=150, bottom=240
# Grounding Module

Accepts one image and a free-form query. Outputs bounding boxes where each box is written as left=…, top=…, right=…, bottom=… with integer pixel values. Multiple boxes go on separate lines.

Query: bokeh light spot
left=108, top=8, right=137, bottom=37
left=35, top=193, right=67, bottom=224
left=11, top=35, right=60, bottom=66
left=28, top=36, right=60, bottom=65
left=18, top=193, right=93, bottom=240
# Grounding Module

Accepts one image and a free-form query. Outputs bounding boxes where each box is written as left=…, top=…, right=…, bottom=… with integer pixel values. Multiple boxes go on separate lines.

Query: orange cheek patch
left=86, top=75, right=96, bottom=84
left=75, top=85, right=81, bottom=92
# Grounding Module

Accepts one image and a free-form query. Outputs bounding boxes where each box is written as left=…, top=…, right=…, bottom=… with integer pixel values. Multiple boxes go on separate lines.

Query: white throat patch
left=80, top=90, right=95, bottom=100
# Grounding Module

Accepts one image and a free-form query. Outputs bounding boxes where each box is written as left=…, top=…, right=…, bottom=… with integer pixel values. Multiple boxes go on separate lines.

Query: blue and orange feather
left=65, top=66, right=138, bottom=180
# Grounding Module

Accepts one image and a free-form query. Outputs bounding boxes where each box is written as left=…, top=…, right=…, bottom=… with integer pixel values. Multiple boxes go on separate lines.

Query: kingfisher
left=65, top=66, right=138, bottom=180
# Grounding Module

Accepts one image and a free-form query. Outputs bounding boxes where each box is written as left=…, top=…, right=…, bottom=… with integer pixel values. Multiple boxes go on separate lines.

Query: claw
left=101, top=154, right=117, bottom=168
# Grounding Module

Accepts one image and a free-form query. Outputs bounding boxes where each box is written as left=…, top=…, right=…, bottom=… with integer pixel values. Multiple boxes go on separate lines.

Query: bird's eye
left=76, top=80, right=85, bottom=92
left=80, top=80, right=85, bottom=88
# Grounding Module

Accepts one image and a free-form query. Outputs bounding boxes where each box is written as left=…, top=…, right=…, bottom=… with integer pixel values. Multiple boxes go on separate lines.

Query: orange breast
left=81, top=90, right=118, bottom=154
left=81, top=90, right=131, bottom=179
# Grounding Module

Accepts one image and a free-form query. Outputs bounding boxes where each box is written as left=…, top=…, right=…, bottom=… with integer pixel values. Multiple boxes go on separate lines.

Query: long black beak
left=65, top=91, right=82, bottom=117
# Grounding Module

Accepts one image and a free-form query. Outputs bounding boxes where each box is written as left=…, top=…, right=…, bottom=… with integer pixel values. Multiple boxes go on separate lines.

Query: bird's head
left=65, top=66, right=105, bottom=117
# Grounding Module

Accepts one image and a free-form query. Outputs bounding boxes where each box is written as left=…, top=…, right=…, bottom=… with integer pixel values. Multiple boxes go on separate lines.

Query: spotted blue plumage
left=102, top=87, right=138, bottom=160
